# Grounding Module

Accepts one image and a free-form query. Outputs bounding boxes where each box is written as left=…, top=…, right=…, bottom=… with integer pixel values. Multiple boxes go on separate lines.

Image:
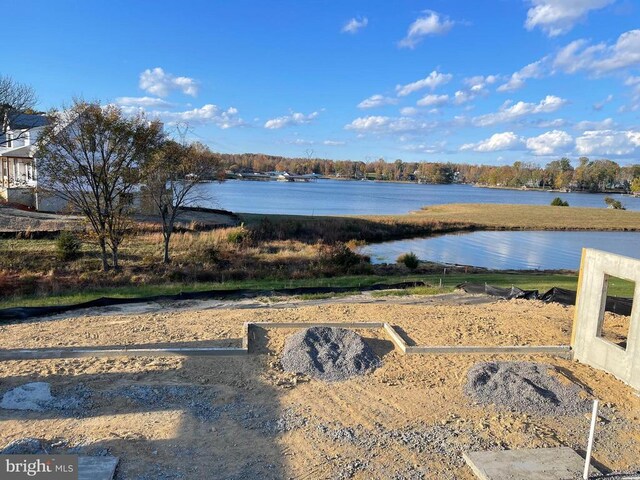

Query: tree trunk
left=162, top=218, right=174, bottom=264
left=163, top=233, right=171, bottom=264
left=111, top=245, right=119, bottom=271
left=99, top=239, right=109, bottom=271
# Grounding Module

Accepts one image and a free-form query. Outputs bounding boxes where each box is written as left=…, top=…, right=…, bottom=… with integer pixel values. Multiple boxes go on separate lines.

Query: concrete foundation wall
left=572, top=248, right=640, bottom=390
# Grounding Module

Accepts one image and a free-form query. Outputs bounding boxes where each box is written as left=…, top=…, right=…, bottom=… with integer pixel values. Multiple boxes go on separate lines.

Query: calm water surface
left=197, top=179, right=640, bottom=215
left=360, top=231, right=640, bottom=270
left=196, top=179, right=640, bottom=270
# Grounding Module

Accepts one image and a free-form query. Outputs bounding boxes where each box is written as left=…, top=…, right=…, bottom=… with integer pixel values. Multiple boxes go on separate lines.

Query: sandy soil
left=0, top=206, right=237, bottom=233
left=0, top=297, right=638, bottom=479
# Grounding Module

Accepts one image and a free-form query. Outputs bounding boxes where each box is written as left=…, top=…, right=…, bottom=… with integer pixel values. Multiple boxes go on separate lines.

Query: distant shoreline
left=227, top=176, right=635, bottom=195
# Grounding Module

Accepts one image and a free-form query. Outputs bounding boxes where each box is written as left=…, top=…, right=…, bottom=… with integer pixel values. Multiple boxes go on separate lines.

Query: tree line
left=218, top=154, right=640, bottom=193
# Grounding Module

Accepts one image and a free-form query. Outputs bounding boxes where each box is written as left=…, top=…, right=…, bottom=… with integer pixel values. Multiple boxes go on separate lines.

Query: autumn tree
left=545, top=158, right=574, bottom=189
left=142, top=140, right=220, bottom=263
left=36, top=101, right=163, bottom=271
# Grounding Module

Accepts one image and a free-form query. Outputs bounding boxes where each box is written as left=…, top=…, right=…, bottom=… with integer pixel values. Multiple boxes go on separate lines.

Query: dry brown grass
left=409, top=203, right=640, bottom=231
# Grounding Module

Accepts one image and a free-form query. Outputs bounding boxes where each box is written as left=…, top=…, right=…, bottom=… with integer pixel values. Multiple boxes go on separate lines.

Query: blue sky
left=9, top=0, right=640, bottom=165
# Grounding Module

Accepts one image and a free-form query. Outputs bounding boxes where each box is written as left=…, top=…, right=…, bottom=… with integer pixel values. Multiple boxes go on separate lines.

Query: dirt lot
left=0, top=205, right=238, bottom=234
left=0, top=296, right=638, bottom=479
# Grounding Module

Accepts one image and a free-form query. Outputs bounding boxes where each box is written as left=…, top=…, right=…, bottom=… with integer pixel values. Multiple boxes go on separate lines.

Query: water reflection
left=361, top=231, right=640, bottom=270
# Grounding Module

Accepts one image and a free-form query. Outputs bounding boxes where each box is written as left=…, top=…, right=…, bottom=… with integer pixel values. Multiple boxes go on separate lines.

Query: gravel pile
left=465, top=361, right=591, bottom=416
left=281, top=327, right=381, bottom=381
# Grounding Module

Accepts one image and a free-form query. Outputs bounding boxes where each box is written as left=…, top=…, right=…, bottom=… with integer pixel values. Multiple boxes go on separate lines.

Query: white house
left=0, top=113, right=48, bottom=209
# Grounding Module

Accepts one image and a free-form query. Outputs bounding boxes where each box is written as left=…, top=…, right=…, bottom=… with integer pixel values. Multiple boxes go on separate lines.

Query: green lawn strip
left=0, top=275, right=422, bottom=309
left=1, top=271, right=634, bottom=310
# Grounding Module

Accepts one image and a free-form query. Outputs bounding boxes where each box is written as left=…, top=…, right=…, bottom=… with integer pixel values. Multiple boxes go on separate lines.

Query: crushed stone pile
left=281, top=326, right=381, bottom=381
left=465, top=361, right=591, bottom=416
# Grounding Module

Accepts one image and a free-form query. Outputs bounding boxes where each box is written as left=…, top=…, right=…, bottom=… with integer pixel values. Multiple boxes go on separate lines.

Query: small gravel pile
left=281, top=327, right=381, bottom=381
left=465, top=361, right=591, bottom=416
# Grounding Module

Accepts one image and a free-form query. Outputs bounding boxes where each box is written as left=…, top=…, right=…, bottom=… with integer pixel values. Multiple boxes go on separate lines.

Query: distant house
left=0, top=113, right=48, bottom=209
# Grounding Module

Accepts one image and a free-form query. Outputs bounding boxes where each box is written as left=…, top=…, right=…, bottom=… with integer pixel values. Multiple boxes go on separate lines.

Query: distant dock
left=229, top=171, right=320, bottom=182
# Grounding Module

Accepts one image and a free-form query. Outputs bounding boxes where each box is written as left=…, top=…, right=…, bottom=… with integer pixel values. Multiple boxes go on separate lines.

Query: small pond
left=359, top=231, right=640, bottom=270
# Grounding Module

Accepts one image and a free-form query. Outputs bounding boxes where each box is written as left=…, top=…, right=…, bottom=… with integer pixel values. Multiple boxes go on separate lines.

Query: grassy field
left=1, top=271, right=634, bottom=309
left=410, top=203, right=640, bottom=231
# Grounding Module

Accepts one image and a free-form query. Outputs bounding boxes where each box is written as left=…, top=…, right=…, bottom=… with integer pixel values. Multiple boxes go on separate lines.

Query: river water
left=194, top=179, right=640, bottom=270
left=197, top=179, right=640, bottom=215
left=360, top=231, right=640, bottom=271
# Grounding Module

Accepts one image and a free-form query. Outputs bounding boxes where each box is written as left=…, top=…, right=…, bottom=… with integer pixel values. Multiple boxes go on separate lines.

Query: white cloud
left=554, top=30, right=640, bottom=75
left=398, top=10, right=455, bottom=48
left=115, top=96, right=173, bottom=108
left=342, top=17, right=368, bottom=34
left=288, top=138, right=315, bottom=146
left=400, top=107, right=419, bottom=116
left=153, top=104, right=242, bottom=129
left=465, top=75, right=499, bottom=93
left=396, top=71, right=453, bottom=97
left=574, top=118, right=615, bottom=130
left=345, top=115, right=437, bottom=134
left=525, top=0, right=614, bottom=37
left=626, top=76, right=640, bottom=88
left=264, top=111, right=319, bottom=129
left=416, top=94, right=449, bottom=107
left=357, top=94, right=397, bottom=109
left=402, top=141, right=447, bottom=154
left=576, top=129, right=640, bottom=156
left=593, top=94, right=614, bottom=111
left=323, top=140, right=346, bottom=146
left=460, top=129, right=574, bottom=155
left=525, top=130, right=574, bottom=155
left=139, top=67, right=199, bottom=97
left=535, top=118, right=567, bottom=128
left=461, top=132, right=524, bottom=152
left=453, top=90, right=473, bottom=105
left=498, top=58, right=547, bottom=92
left=472, top=95, right=567, bottom=127
left=452, top=75, right=500, bottom=105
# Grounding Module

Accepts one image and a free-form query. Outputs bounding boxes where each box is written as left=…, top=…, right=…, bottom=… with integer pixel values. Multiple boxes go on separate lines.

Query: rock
left=1, top=382, right=54, bottom=411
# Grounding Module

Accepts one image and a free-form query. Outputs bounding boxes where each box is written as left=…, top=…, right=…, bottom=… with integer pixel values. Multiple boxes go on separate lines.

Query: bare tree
left=142, top=140, right=219, bottom=263
left=0, top=75, right=37, bottom=145
left=36, top=100, right=163, bottom=271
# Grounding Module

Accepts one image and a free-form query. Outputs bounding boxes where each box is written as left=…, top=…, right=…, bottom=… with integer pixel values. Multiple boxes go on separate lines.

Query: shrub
left=604, top=196, right=625, bottom=210
left=397, top=252, right=420, bottom=270
left=56, top=231, right=82, bottom=261
left=318, top=243, right=370, bottom=273
left=226, top=225, right=248, bottom=244
left=550, top=197, right=569, bottom=207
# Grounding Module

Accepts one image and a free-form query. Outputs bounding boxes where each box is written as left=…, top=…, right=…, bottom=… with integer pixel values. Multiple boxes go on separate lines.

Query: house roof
left=7, top=113, right=48, bottom=130
left=0, top=145, right=35, bottom=158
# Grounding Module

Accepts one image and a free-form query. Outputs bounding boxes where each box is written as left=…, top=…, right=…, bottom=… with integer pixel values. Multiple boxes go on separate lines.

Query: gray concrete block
left=78, top=456, right=119, bottom=480
left=463, top=447, right=600, bottom=480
